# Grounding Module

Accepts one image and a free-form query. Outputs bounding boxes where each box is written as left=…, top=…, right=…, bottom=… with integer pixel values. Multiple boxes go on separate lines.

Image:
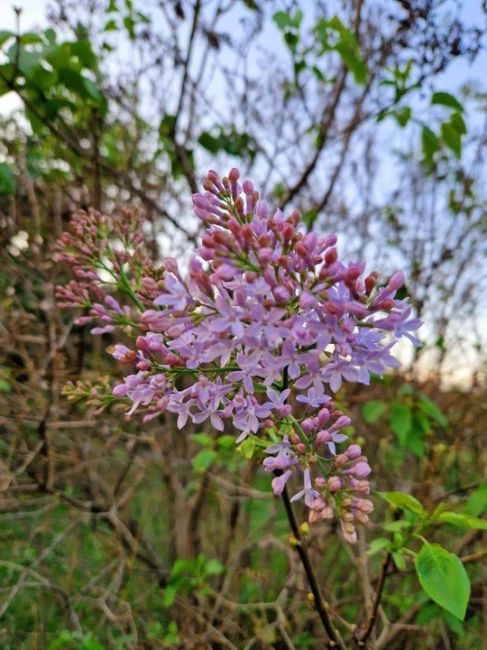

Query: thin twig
left=357, top=552, right=392, bottom=646
left=280, top=485, right=348, bottom=650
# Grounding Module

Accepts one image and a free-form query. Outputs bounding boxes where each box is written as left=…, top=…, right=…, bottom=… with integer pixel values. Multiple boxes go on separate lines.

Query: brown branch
left=280, top=485, right=348, bottom=650
left=357, top=552, right=392, bottom=647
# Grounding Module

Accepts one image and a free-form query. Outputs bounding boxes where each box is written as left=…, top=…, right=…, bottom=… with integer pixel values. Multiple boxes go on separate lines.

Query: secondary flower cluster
left=55, top=169, right=421, bottom=543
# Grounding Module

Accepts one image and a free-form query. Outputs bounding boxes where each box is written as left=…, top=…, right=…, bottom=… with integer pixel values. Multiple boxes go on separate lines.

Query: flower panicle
left=55, top=169, right=422, bottom=543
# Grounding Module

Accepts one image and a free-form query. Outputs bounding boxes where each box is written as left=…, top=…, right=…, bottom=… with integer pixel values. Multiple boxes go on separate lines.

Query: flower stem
left=280, top=485, right=348, bottom=649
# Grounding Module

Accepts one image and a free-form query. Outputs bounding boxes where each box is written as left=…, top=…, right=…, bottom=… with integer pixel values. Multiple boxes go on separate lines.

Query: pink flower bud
left=346, top=444, right=362, bottom=459
left=351, top=462, right=371, bottom=478
left=328, top=476, right=342, bottom=491
left=165, top=258, right=178, bottom=273
left=242, top=179, right=253, bottom=194
left=354, top=511, right=369, bottom=524
left=358, top=499, right=374, bottom=513
left=388, top=271, right=405, bottom=291
left=229, top=168, right=240, bottom=182
left=316, top=430, right=332, bottom=445
left=314, top=476, right=326, bottom=489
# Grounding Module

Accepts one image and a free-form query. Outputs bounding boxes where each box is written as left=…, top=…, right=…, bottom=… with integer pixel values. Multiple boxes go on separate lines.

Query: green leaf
left=384, top=519, right=412, bottom=533
left=450, top=112, right=467, bottom=135
left=394, top=106, right=412, bottom=127
left=19, top=32, right=44, bottom=46
left=163, top=578, right=184, bottom=607
left=362, top=400, right=386, bottom=423
left=415, top=602, right=441, bottom=625
left=71, top=39, right=99, bottom=70
left=327, top=16, right=367, bottom=84
left=198, top=131, right=220, bottom=153
left=0, top=30, right=14, bottom=47
left=302, top=208, right=319, bottom=229
left=435, top=511, right=487, bottom=530
left=441, top=120, right=462, bottom=157
left=272, top=10, right=302, bottom=32
left=392, top=550, right=407, bottom=571
left=389, top=403, right=412, bottom=445
left=192, top=449, right=217, bottom=472
left=432, top=91, right=464, bottom=113
left=421, top=126, right=438, bottom=163
left=379, top=491, right=425, bottom=519
left=204, top=558, right=224, bottom=576
left=415, top=543, right=470, bottom=620
left=406, top=414, right=428, bottom=457
left=367, top=537, right=390, bottom=555
left=464, top=483, right=487, bottom=516
left=238, top=436, right=256, bottom=459
left=7, top=45, right=41, bottom=78
left=159, top=113, right=177, bottom=138
left=0, top=163, right=15, bottom=195
left=418, top=395, right=448, bottom=426
left=443, top=610, right=466, bottom=637
left=335, top=41, right=367, bottom=84
left=217, top=435, right=236, bottom=450
left=191, top=433, right=212, bottom=447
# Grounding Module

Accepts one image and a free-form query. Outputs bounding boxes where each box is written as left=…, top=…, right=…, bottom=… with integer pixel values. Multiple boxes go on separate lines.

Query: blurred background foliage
left=0, top=0, right=486, bottom=648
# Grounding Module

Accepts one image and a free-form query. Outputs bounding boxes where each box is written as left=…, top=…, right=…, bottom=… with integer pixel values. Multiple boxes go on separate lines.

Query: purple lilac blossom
left=55, top=168, right=422, bottom=543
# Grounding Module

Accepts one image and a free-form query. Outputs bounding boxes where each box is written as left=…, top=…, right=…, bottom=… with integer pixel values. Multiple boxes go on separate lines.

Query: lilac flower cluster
left=55, top=169, right=421, bottom=543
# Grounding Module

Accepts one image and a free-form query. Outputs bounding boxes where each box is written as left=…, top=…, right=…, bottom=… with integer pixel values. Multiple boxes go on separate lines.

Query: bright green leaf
left=238, top=436, right=256, bottom=459
left=415, top=543, right=470, bottom=620
left=192, top=449, right=217, bottom=472
left=217, top=435, right=236, bottom=450
left=367, top=537, right=390, bottom=555
left=191, top=433, right=212, bottom=447
left=384, top=519, right=412, bottom=533
left=441, top=121, right=462, bottom=157
left=421, top=126, right=438, bottom=163
left=392, top=550, right=407, bottom=571
left=0, top=30, right=14, bottom=47
left=465, top=483, right=487, bottom=516
left=379, top=491, right=425, bottom=519
left=204, top=558, right=224, bottom=576
left=394, top=106, right=412, bottom=127
left=435, top=511, right=487, bottom=530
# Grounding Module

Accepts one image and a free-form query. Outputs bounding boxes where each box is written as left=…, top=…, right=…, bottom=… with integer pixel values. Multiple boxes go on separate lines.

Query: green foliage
left=273, top=11, right=367, bottom=98
left=47, top=631, right=105, bottom=650
left=0, top=162, right=15, bottom=194
left=362, top=386, right=448, bottom=457
left=164, top=554, right=224, bottom=607
left=415, top=543, right=470, bottom=620
left=378, top=490, right=426, bottom=519
left=432, top=511, right=487, bottom=530
left=432, top=91, right=464, bottom=113
left=325, top=16, right=368, bottom=84
left=362, top=399, right=386, bottom=423
left=465, top=483, right=487, bottom=516
left=198, top=127, right=257, bottom=161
